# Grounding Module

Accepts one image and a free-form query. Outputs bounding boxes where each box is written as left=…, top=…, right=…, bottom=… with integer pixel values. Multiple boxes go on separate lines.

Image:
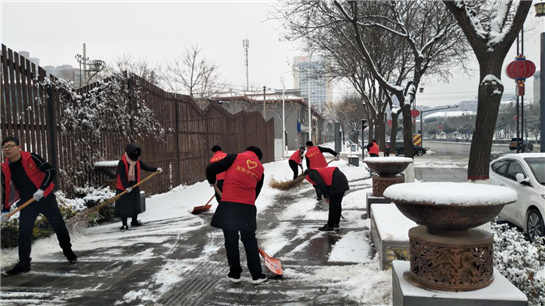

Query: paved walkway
left=1, top=162, right=463, bottom=305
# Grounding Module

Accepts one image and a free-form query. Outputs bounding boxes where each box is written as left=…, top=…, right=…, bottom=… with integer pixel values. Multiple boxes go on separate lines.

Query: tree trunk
left=468, top=57, right=504, bottom=181
left=390, top=112, right=399, bottom=155
left=402, top=104, right=414, bottom=157
left=377, top=111, right=386, bottom=154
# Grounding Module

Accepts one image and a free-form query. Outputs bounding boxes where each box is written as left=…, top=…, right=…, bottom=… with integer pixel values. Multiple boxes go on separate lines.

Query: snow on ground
left=1, top=144, right=391, bottom=305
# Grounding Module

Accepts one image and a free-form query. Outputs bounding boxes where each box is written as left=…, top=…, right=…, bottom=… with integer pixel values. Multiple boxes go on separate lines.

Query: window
left=506, top=160, right=526, bottom=181
left=525, top=157, right=545, bottom=185
left=491, top=160, right=509, bottom=177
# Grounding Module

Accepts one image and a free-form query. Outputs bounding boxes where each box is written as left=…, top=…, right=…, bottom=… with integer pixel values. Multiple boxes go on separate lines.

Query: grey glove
left=335, top=155, right=340, bottom=160
left=33, top=189, right=44, bottom=202
left=126, top=187, right=133, bottom=193
left=157, top=168, right=163, bottom=173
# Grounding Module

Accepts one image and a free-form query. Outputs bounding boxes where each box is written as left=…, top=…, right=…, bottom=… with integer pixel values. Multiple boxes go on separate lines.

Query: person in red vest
left=288, top=147, right=305, bottom=180
left=210, top=145, right=227, bottom=203
left=1, top=136, right=77, bottom=276
left=305, top=141, right=339, bottom=200
left=304, top=166, right=349, bottom=231
left=206, top=146, right=267, bottom=285
left=366, top=140, right=379, bottom=157
left=115, top=143, right=161, bottom=231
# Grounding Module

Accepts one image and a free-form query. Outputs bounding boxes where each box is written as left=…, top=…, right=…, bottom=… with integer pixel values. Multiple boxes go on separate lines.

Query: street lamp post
left=280, top=70, right=292, bottom=158
left=535, top=1, right=545, bottom=152
left=308, top=91, right=315, bottom=143
left=419, top=104, right=458, bottom=147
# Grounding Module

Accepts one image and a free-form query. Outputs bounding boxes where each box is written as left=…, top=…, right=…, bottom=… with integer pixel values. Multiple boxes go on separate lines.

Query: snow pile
left=384, top=182, right=517, bottom=205
left=492, top=221, right=545, bottom=305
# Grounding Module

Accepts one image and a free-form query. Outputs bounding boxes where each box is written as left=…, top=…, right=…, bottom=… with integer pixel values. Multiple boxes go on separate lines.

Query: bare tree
left=160, top=44, right=227, bottom=102
left=102, top=54, right=160, bottom=85
left=443, top=0, right=532, bottom=181
left=273, top=1, right=470, bottom=157
left=325, top=94, right=367, bottom=143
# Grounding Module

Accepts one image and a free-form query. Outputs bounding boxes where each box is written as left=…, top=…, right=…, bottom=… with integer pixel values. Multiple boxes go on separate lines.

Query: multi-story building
left=293, top=56, right=333, bottom=114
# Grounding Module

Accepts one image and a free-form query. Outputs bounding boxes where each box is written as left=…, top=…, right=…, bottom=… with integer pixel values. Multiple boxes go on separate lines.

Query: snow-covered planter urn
left=384, top=182, right=517, bottom=292
left=364, top=157, right=412, bottom=197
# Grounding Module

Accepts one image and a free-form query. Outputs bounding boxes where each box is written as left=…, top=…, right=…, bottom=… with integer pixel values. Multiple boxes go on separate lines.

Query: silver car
left=489, top=153, right=545, bottom=241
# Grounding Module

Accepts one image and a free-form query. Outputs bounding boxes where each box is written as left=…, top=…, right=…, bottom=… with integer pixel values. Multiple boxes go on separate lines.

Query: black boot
left=63, top=248, right=78, bottom=264
left=131, top=220, right=143, bottom=227
left=5, top=260, right=31, bottom=276
left=120, top=225, right=129, bottom=231
left=318, top=224, right=335, bottom=231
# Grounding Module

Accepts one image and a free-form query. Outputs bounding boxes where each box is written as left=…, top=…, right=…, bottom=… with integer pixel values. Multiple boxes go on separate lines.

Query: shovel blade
left=259, top=248, right=283, bottom=276
left=191, top=204, right=212, bottom=215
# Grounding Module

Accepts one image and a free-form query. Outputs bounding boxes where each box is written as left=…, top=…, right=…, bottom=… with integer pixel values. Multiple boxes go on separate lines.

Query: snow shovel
left=68, top=170, right=160, bottom=228
left=191, top=194, right=215, bottom=214
left=258, top=248, right=284, bottom=276
left=214, top=186, right=284, bottom=276
left=0, top=198, right=35, bottom=224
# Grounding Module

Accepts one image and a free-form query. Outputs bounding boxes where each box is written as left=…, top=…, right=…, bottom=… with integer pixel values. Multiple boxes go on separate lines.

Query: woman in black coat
left=115, top=143, right=161, bottom=230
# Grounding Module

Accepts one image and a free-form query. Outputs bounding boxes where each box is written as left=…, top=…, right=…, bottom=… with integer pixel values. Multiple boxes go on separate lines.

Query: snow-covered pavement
left=1, top=156, right=396, bottom=305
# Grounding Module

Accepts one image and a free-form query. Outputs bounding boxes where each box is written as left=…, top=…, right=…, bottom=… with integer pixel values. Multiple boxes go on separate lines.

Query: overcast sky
left=1, top=0, right=543, bottom=108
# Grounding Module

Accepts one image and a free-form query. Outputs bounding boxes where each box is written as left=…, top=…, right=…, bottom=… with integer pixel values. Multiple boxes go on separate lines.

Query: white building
left=293, top=56, right=333, bottom=113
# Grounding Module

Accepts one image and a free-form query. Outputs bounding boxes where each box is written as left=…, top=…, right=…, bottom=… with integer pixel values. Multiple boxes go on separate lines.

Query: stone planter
left=384, top=182, right=517, bottom=292
left=364, top=157, right=412, bottom=197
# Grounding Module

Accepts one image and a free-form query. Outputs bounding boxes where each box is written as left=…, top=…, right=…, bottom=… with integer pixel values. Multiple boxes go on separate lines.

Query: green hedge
left=1, top=202, right=78, bottom=249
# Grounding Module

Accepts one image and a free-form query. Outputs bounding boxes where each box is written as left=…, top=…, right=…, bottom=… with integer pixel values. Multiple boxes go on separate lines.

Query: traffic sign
left=413, top=134, right=422, bottom=146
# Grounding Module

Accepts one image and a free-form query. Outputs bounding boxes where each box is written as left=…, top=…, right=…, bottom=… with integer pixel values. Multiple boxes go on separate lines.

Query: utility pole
left=263, top=86, right=266, bottom=119
left=243, top=39, right=249, bottom=92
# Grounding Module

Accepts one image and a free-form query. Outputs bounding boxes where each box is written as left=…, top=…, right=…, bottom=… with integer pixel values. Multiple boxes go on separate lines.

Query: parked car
left=489, top=153, right=545, bottom=241
left=509, top=138, right=534, bottom=151
left=385, top=142, right=426, bottom=157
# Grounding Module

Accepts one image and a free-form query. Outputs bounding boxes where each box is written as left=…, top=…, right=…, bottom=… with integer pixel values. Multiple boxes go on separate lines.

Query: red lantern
left=387, top=119, right=393, bottom=127
left=505, top=56, right=536, bottom=96
left=513, top=115, right=518, bottom=122
left=410, top=109, right=420, bottom=117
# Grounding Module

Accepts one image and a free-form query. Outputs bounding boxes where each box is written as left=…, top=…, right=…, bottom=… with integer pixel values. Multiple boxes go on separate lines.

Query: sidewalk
left=1, top=158, right=463, bottom=305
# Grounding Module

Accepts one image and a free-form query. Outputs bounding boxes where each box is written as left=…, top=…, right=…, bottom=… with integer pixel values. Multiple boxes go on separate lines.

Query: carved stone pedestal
left=372, top=176, right=404, bottom=197
left=404, top=226, right=494, bottom=292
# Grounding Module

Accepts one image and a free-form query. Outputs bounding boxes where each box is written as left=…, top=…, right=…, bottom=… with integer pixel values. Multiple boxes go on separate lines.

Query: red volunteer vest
left=305, top=146, right=327, bottom=169
left=305, top=167, right=336, bottom=187
left=289, top=150, right=302, bottom=165
left=221, top=151, right=264, bottom=205
left=116, top=154, right=141, bottom=190
left=210, top=151, right=227, bottom=180
left=2, top=151, right=55, bottom=210
left=369, top=143, right=379, bottom=155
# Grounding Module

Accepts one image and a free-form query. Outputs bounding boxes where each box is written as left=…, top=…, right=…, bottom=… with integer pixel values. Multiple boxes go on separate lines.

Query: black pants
left=370, top=153, right=379, bottom=157
left=327, top=193, right=344, bottom=227
left=214, top=180, right=224, bottom=204
left=222, top=229, right=262, bottom=278
left=314, top=186, right=323, bottom=199
left=18, top=194, right=72, bottom=263
left=288, top=160, right=299, bottom=180
left=121, top=214, right=139, bottom=226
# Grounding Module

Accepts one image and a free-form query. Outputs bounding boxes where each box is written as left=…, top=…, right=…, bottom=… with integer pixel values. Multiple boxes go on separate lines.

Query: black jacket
left=307, top=168, right=349, bottom=199
left=114, top=144, right=157, bottom=218
left=206, top=152, right=265, bottom=232
left=305, top=146, right=338, bottom=169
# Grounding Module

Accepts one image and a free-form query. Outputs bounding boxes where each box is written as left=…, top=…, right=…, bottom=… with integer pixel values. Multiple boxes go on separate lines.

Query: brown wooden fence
left=1, top=44, right=274, bottom=197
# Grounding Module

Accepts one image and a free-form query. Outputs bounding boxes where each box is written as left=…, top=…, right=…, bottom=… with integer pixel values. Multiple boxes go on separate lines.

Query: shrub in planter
left=492, top=220, right=545, bottom=305
left=1, top=201, right=79, bottom=249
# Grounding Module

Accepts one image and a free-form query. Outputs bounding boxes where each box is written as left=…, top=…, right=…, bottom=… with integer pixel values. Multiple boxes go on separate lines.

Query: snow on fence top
left=94, top=161, right=120, bottom=167
left=363, top=157, right=413, bottom=163
left=383, top=182, right=517, bottom=206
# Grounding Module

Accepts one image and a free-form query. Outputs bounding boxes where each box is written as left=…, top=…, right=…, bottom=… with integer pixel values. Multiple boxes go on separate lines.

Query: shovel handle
left=213, top=184, right=222, bottom=197
left=204, top=194, right=215, bottom=206
left=4, top=198, right=35, bottom=220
